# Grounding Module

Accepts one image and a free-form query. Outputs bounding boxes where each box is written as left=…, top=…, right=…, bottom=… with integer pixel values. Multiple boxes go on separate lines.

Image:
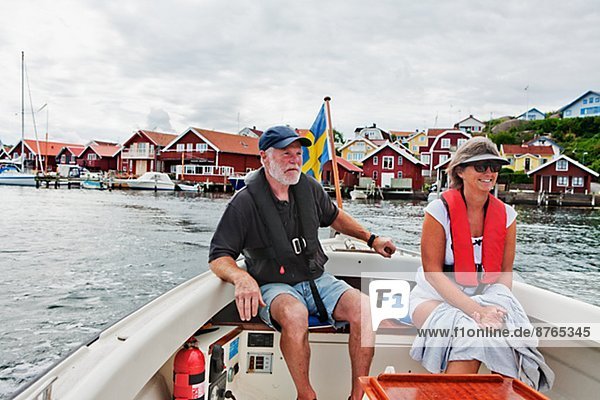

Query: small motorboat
left=350, top=188, right=368, bottom=200
left=0, top=162, right=37, bottom=187
left=177, top=183, right=203, bottom=192
left=81, top=180, right=105, bottom=190
left=125, top=172, right=176, bottom=191
left=11, top=235, right=600, bottom=400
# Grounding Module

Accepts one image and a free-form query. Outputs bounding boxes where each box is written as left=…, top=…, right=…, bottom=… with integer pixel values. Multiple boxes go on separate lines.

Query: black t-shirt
left=208, top=176, right=339, bottom=276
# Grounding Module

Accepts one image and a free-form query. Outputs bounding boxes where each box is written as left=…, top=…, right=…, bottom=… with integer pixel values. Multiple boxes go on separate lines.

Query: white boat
left=81, top=180, right=105, bottom=190
left=11, top=235, right=600, bottom=400
left=350, top=188, right=368, bottom=200
left=0, top=162, right=37, bottom=186
left=177, top=183, right=203, bottom=192
left=126, top=172, right=176, bottom=191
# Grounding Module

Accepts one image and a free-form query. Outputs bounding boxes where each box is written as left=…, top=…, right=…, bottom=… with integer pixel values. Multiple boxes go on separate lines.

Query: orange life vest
left=441, top=189, right=507, bottom=287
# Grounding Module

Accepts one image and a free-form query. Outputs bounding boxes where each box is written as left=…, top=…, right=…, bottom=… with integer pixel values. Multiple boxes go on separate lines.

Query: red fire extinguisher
left=173, top=337, right=206, bottom=400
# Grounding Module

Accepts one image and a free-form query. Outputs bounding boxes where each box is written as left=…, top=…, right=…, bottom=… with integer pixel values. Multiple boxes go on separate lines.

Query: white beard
left=266, top=160, right=301, bottom=186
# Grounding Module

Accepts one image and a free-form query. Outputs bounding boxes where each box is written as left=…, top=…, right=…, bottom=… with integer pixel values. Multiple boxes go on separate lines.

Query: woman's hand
left=471, top=305, right=506, bottom=328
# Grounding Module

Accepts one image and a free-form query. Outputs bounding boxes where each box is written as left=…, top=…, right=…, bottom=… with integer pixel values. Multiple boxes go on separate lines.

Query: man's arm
left=210, top=256, right=266, bottom=321
left=330, top=209, right=396, bottom=257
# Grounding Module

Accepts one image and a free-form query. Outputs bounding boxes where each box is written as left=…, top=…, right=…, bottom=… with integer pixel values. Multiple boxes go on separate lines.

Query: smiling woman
left=406, top=137, right=555, bottom=389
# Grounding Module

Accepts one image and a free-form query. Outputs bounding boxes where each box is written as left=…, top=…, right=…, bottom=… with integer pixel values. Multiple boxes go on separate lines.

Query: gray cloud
left=0, top=0, right=598, bottom=145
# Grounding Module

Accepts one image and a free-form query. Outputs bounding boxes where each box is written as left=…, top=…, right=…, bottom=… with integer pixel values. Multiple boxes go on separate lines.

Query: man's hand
left=233, top=274, right=266, bottom=321
left=372, top=236, right=396, bottom=258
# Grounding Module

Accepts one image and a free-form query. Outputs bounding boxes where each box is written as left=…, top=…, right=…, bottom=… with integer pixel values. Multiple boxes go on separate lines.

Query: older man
left=209, top=125, right=395, bottom=400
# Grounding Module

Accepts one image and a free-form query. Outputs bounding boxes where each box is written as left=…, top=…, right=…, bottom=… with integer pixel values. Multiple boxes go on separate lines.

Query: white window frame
left=382, top=156, right=394, bottom=170
left=557, top=176, right=569, bottom=187
left=397, top=156, right=403, bottom=165
left=421, top=154, right=430, bottom=165
left=373, top=171, right=378, bottom=180
left=439, top=154, right=449, bottom=164
left=441, top=138, right=451, bottom=149
left=186, top=143, right=193, bottom=152
left=196, top=143, right=207, bottom=152
left=373, top=156, right=378, bottom=166
left=397, top=171, right=403, bottom=178
left=457, top=138, right=467, bottom=148
left=556, top=159, right=568, bottom=171
left=572, top=176, right=584, bottom=187
left=176, top=144, right=184, bottom=152
left=87, top=153, right=97, bottom=161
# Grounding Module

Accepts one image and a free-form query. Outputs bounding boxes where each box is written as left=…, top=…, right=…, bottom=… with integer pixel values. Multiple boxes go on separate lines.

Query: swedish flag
left=302, top=104, right=330, bottom=181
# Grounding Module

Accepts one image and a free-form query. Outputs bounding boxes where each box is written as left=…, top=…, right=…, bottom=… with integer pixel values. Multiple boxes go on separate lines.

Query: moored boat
left=125, top=172, right=176, bottom=191
left=0, top=162, right=37, bottom=187
left=228, top=174, right=246, bottom=191
left=10, top=235, right=600, bottom=400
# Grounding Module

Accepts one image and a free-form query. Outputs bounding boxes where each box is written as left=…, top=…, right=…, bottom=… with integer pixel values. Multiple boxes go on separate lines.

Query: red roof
left=426, top=128, right=452, bottom=137
left=335, top=157, right=362, bottom=173
left=89, top=143, right=120, bottom=157
left=140, top=130, right=178, bottom=147
left=192, top=128, right=260, bottom=155
left=22, top=139, right=82, bottom=157
left=65, top=146, right=86, bottom=157
left=502, top=145, right=554, bottom=156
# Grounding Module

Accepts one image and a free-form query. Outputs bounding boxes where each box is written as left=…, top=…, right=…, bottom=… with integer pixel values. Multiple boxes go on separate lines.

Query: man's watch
left=367, top=233, right=378, bottom=248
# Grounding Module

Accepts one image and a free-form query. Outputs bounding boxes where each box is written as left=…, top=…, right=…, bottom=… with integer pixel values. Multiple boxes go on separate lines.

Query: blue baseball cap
left=259, top=126, right=312, bottom=151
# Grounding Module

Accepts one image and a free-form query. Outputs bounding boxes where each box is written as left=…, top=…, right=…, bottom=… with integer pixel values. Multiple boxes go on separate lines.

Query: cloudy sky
left=0, top=0, right=598, bottom=145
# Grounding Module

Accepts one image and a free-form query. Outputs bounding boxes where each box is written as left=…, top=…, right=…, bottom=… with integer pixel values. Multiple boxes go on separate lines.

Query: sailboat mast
left=21, top=51, right=24, bottom=170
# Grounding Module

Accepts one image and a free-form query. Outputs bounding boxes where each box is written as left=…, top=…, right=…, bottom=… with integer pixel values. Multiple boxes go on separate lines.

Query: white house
left=454, top=115, right=485, bottom=133
left=559, top=90, right=600, bottom=118
left=517, top=108, right=546, bottom=121
left=238, top=126, right=263, bottom=138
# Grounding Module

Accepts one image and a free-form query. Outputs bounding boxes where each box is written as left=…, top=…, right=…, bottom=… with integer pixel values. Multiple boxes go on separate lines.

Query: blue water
left=0, top=186, right=598, bottom=398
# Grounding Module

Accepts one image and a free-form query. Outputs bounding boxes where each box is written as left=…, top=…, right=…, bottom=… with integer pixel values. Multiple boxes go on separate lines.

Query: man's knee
left=334, top=289, right=368, bottom=325
left=271, top=295, right=309, bottom=331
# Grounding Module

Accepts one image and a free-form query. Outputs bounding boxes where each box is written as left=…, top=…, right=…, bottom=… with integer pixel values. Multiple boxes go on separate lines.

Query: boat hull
left=0, top=174, right=37, bottom=186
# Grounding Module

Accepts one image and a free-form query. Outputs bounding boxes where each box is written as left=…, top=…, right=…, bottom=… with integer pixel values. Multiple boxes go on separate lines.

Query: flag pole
left=324, top=96, right=343, bottom=210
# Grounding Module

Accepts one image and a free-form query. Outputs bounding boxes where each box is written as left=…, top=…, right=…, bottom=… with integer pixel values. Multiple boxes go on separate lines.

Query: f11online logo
left=368, top=280, right=411, bottom=331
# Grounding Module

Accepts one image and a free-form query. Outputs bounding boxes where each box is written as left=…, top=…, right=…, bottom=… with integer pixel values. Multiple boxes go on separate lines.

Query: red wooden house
left=419, top=130, right=471, bottom=177
left=120, top=130, right=177, bottom=175
left=360, top=142, right=425, bottom=190
left=56, top=145, right=85, bottom=165
left=78, top=143, right=121, bottom=172
left=8, top=139, right=82, bottom=172
left=160, top=127, right=261, bottom=183
left=527, top=155, right=598, bottom=194
left=322, top=158, right=362, bottom=188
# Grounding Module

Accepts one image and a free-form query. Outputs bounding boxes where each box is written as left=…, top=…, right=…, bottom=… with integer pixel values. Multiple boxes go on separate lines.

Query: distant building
left=120, top=130, right=177, bottom=175
left=353, top=124, right=391, bottom=143
left=500, top=144, right=555, bottom=173
left=360, top=142, right=425, bottom=190
left=406, top=131, right=428, bottom=155
left=78, top=143, right=121, bottom=172
left=338, top=137, right=379, bottom=165
left=525, top=136, right=562, bottom=155
left=419, top=130, right=471, bottom=177
left=1, top=144, right=12, bottom=159
left=389, top=130, right=415, bottom=144
left=238, top=126, right=263, bottom=138
left=527, top=155, right=598, bottom=194
left=321, top=158, right=362, bottom=188
left=160, top=127, right=261, bottom=183
left=8, top=139, right=82, bottom=172
left=454, top=115, right=485, bottom=134
left=55, top=145, right=85, bottom=165
left=517, top=108, right=546, bottom=121
left=559, top=90, right=600, bottom=118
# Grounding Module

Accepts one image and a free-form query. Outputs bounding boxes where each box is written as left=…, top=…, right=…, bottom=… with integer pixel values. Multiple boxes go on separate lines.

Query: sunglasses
left=464, top=162, right=502, bottom=173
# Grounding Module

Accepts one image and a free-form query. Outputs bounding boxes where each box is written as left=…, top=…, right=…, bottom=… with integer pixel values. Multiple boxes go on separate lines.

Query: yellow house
left=406, top=131, right=428, bottom=155
left=500, top=144, right=556, bottom=172
left=338, top=138, right=379, bottom=166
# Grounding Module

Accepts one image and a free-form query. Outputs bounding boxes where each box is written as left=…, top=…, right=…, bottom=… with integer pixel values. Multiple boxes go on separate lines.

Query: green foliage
left=332, top=128, right=345, bottom=144
left=489, top=116, right=600, bottom=173
left=497, top=170, right=533, bottom=185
